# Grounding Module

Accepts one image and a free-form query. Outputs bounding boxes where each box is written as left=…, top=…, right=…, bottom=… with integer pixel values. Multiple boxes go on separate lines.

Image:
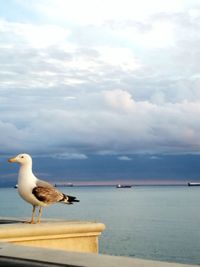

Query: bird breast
left=18, top=172, right=45, bottom=206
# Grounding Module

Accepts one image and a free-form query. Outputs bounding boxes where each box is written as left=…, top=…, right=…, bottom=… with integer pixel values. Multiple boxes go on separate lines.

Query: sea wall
left=0, top=218, right=105, bottom=253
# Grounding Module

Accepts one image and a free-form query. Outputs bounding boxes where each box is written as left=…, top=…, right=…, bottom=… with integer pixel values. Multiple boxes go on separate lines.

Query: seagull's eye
left=21, top=156, right=24, bottom=158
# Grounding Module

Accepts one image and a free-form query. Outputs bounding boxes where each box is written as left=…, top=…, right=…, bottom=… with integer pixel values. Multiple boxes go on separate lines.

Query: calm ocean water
left=0, top=186, right=200, bottom=265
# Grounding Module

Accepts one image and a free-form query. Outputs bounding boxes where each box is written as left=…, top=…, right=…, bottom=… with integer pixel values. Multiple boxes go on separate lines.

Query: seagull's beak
left=8, top=157, right=17, bottom=163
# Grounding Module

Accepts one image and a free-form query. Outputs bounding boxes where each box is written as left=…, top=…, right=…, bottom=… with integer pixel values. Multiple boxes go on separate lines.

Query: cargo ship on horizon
left=188, top=182, right=200, bottom=186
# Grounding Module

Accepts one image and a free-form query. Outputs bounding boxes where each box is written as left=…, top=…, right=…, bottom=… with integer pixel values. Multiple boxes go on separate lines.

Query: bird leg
left=23, top=205, right=36, bottom=224
left=36, top=206, right=42, bottom=224
left=30, top=205, right=36, bottom=224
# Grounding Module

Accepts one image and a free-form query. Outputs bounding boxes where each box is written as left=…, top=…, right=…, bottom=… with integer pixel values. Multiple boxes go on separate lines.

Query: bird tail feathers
left=60, top=194, right=80, bottom=204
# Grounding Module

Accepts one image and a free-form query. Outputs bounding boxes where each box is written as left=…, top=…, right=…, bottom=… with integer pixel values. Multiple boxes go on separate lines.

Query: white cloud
left=0, top=19, right=70, bottom=48
left=50, top=153, right=88, bottom=160
left=103, top=90, right=135, bottom=111
left=30, top=0, right=184, bottom=25
left=97, top=47, right=140, bottom=71
left=150, top=156, right=160, bottom=160
left=118, top=156, right=132, bottom=161
left=111, top=19, right=175, bottom=49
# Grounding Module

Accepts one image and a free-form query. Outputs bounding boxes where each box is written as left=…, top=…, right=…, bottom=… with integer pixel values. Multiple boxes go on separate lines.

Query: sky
left=1, top=0, right=200, bottom=185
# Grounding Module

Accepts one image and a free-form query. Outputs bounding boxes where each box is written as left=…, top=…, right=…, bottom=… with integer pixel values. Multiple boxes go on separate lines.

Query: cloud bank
left=1, top=0, right=200, bottom=157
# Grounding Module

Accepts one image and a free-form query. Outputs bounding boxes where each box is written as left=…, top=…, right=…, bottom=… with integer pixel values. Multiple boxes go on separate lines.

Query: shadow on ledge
left=0, top=219, right=22, bottom=224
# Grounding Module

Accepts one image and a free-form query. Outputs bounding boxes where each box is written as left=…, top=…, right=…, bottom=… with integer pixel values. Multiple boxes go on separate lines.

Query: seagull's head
left=8, top=153, right=32, bottom=165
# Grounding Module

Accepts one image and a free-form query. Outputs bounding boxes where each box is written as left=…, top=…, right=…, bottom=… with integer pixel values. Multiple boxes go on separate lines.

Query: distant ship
left=188, top=182, right=200, bottom=186
left=14, top=184, right=18, bottom=188
left=54, top=183, right=74, bottom=187
left=116, top=184, right=132, bottom=188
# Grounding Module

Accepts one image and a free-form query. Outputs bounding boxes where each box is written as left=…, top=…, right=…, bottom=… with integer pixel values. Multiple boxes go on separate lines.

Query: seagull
left=8, top=153, right=79, bottom=224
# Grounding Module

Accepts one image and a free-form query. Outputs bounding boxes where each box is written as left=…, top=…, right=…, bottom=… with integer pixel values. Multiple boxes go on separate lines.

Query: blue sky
left=1, top=0, right=200, bottom=184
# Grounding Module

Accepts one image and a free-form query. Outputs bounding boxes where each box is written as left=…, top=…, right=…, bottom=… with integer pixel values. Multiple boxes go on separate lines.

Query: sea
left=0, top=185, right=200, bottom=265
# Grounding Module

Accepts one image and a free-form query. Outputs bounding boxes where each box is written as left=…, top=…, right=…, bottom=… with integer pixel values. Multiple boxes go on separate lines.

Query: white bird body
left=17, top=160, right=47, bottom=207
left=8, top=153, right=79, bottom=223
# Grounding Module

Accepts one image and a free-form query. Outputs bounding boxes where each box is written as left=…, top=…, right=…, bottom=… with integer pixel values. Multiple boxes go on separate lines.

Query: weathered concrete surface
left=0, top=243, right=198, bottom=267
left=0, top=218, right=105, bottom=253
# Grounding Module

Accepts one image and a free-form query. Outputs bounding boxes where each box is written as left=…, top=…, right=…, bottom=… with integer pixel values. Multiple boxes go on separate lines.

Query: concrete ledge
left=0, top=218, right=105, bottom=253
left=0, top=243, right=198, bottom=267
